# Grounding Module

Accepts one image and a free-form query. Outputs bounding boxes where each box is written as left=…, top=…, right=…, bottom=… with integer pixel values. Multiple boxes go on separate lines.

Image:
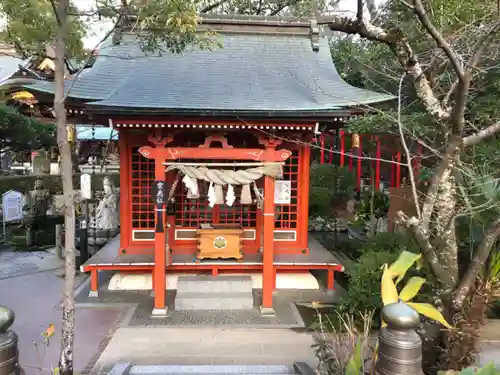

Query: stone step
left=175, top=292, right=254, bottom=310
left=127, top=365, right=294, bottom=374
left=176, top=276, right=253, bottom=294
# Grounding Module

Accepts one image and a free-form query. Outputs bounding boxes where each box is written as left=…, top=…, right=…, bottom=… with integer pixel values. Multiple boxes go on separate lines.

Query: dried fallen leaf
left=43, top=324, right=55, bottom=338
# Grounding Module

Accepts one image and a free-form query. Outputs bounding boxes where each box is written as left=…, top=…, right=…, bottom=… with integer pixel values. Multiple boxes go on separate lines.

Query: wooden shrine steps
left=174, top=275, right=254, bottom=310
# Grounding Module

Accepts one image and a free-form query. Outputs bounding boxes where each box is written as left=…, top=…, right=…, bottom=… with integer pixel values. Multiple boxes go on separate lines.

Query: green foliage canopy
left=0, top=104, right=55, bottom=150
left=0, top=0, right=86, bottom=58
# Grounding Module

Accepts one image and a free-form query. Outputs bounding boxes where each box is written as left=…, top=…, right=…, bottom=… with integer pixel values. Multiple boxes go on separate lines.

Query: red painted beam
left=82, top=263, right=345, bottom=273
left=138, top=145, right=292, bottom=162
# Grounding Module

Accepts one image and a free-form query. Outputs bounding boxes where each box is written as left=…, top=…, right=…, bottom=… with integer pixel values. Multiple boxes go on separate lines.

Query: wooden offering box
left=196, top=223, right=244, bottom=260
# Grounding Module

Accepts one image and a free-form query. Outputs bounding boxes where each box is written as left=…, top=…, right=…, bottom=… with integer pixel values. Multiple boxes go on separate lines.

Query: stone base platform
left=108, top=272, right=320, bottom=291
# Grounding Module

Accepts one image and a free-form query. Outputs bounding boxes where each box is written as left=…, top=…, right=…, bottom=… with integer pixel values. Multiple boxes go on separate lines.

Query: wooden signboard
left=150, top=180, right=168, bottom=233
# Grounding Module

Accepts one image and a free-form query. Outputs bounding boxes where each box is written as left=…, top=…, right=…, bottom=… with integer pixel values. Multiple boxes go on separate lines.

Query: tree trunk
left=433, top=167, right=459, bottom=290
left=54, top=1, right=76, bottom=374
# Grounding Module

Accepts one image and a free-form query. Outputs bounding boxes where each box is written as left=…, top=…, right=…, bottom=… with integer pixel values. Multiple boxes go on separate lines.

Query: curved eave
left=85, top=105, right=354, bottom=119
left=85, top=92, right=395, bottom=119
left=0, top=79, right=101, bottom=106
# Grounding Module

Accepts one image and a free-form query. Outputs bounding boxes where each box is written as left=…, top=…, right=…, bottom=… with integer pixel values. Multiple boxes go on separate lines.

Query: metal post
left=376, top=302, right=423, bottom=375
left=79, top=200, right=89, bottom=265
left=0, top=305, right=21, bottom=375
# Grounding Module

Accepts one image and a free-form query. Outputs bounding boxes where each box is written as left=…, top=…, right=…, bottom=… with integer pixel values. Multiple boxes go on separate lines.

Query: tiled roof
left=18, top=16, right=394, bottom=114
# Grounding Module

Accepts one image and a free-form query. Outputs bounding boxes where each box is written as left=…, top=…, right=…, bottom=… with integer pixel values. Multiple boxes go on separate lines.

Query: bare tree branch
left=365, top=0, right=378, bottom=21
left=269, top=0, right=303, bottom=16
left=397, top=72, right=421, bottom=218
left=442, top=79, right=458, bottom=108
left=453, top=218, right=500, bottom=310
left=465, top=20, right=500, bottom=76
left=200, top=0, right=228, bottom=13
left=412, top=0, right=465, bottom=80
left=463, top=122, right=500, bottom=146
left=49, top=0, right=63, bottom=27
left=319, top=15, right=451, bottom=122
left=57, top=13, right=123, bottom=104
left=399, top=212, right=456, bottom=288
left=356, top=0, right=363, bottom=23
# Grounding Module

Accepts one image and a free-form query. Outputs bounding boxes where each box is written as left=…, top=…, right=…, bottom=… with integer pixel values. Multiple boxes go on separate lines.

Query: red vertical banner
left=340, top=129, right=345, bottom=167
left=357, top=135, right=362, bottom=190
left=320, top=134, right=325, bottom=164
left=375, top=136, right=381, bottom=191
left=396, top=151, right=401, bottom=188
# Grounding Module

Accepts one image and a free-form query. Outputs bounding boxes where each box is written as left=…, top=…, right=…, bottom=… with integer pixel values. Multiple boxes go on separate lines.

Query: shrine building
left=5, top=14, right=394, bottom=316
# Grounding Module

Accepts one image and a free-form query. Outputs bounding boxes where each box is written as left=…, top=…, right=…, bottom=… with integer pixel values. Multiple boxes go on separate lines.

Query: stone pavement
left=92, top=326, right=317, bottom=372
left=0, top=247, right=65, bottom=280
left=0, top=248, right=127, bottom=375
left=477, top=320, right=500, bottom=367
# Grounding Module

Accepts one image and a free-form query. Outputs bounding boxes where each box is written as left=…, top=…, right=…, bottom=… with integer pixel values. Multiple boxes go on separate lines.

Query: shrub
left=338, top=233, right=432, bottom=325
left=309, top=163, right=356, bottom=218
left=309, top=186, right=334, bottom=218
left=341, top=250, right=399, bottom=321
left=361, top=232, right=420, bottom=255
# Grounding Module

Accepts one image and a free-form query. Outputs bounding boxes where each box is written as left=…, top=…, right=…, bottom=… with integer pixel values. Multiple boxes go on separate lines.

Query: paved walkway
left=6, top=247, right=500, bottom=374
left=93, top=327, right=316, bottom=370
left=0, top=248, right=65, bottom=280
left=0, top=249, right=126, bottom=375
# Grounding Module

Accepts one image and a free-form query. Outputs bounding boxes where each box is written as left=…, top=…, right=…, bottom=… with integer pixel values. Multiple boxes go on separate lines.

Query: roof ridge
left=118, top=14, right=322, bottom=51
left=199, top=14, right=312, bottom=27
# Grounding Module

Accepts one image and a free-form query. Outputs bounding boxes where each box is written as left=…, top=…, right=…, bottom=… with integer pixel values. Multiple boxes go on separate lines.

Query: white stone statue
left=95, top=177, right=119, bottom=230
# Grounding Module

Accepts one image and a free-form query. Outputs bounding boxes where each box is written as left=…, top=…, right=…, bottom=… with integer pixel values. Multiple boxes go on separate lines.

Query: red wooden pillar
left=118, top=130, right=130, bottom=253
left=396, top=151, right=401, bottom=188
left=357, top=136, right=362, bottom=190
left=262, top=175, right=276, bottom=315
left=328, top=134, right=333, bottom=164
left=166, top=171, right=175, bottom=264
left=349, top=133, right=354, bottom=171
left=152, top=155, right=168, bottom=317
left=375, top=136, right=381, bottom=190
left=339, top=130, right=345, bottom=167
left=391, top=155, right=396, bottom=187
left=319, top=134, right=325, bottom=164
left=299, top=144, right=311, bottom=250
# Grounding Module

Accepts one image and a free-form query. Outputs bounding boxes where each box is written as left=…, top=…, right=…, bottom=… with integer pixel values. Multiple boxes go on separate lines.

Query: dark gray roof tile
left=22, top=31, right=394, bottom=112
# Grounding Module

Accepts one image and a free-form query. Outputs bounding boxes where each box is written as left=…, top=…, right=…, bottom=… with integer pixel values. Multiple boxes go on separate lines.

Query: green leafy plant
left=339, top=233, right=421, bottom=319
left=33, top=323, right=60, bottom=374
left=354, top=190, right=389, bottom=223
left=381, top=251, right=452, bottom=329
left=361, top=232, right=420, bottom=255
left=439, top=362, right=500, bottom=375
left=340, top=250, right=399, bottom=324
left=309, top=163, right=356, bottom=218
left=312, top=307, right=375, bottom=375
